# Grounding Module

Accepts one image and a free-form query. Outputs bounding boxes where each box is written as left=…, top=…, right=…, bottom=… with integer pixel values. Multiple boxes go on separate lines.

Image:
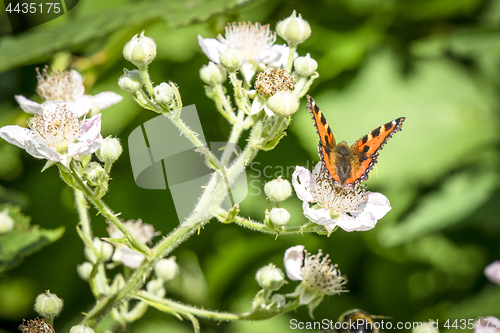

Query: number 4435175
left=5, top=2, right=61, bottom=14
left=443, top=318, right=499, bottom=330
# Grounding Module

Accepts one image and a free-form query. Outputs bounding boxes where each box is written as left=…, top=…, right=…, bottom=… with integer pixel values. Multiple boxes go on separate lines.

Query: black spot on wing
left=361, top=135, right=368, bottom=144
left=371, top=126, right=381, bottom=138
left=320, top=113, right=327, bottom=126
left=362, top=145, right=370, bottom=153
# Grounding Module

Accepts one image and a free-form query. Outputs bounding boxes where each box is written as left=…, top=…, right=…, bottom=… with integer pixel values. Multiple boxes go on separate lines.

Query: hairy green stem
left=135, top=290, right=301, bottom=321
left=74, top=188, right=92, bottom=239
left=286, top=45, right=297, bottom=73
left=69, top=162, right=151, bottom=256
left=213, top=207, right=306, bottom=235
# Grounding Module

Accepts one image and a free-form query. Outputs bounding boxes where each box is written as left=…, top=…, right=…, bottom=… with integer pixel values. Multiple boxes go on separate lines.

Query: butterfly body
left=306, top=95, right=405, bottom=188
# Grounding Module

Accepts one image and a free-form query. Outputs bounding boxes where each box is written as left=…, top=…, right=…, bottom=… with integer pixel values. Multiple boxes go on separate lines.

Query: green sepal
left=216, top=205, right=240, bottom=224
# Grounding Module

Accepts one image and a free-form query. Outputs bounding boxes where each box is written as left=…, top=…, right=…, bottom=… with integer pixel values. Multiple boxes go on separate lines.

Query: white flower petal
left=67, top=96, right=94, bottom=118
left=254, top=44, right=287, bottom=65
left=0, top=125, right=33, bottom=149
left=352, top=192, right=391, bottom=220
left=198, top=35, right=226, bottom=63
left=24, top=137, right=61, bottom=161
left=68, top=114, right=102, bottom=157
left=250, top=94, right=266, bottom=115
left=91, top=91, right=123, bottom=110
left=263, top=105, right=276, bottom=117
left=283, top=245, right=305, bottom=281
left=15, top=95, right=43, bottom=114
left=292, top=166, right=315, bottom=202
left=475, top=317, right=500, bottom=333
left=308, top=162, right=324, bottom=194
left=112, top=246, right=145, bottom=269
left=240, top=62, right=257, bottom=85
left=0, top=125, right=61, bottom=161
left=42, top=100, right=62, bottom=115
left=69, top=70, right=85, bottom=99
left=485, top=261, right=500, bottom=285
left=270, top=46, right=298, bottom=68
left=336, top=212, right=376, bottom=232
left=302, top=202, right=334, bottom=226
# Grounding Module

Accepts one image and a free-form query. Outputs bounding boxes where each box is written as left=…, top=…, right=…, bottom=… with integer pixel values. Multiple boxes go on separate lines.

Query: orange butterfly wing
left=306, top=95, right=343, bottom=185
left=307, top=94, right=405, bottom=188
left=344, top=117, right=406, bottom=187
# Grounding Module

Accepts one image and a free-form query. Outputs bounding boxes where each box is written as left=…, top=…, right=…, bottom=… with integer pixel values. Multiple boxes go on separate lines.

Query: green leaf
left=0, top=0, right=249, bottom=73
left=0, top=204, right=65, bottom=273
left=378, top=171, right=498, bottom=247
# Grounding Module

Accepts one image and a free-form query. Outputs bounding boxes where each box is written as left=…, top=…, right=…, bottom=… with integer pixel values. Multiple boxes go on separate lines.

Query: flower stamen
left=255, top=68, right=295, bottom=97
left=311, top=166, right=366, bottom=215
left=36, top=66, right=81, bottom=101
left=301, top=249, right=347, bottom=295
left=28, top=104, right=80, bottom=150
left=218, top=22, right=276, bottom=60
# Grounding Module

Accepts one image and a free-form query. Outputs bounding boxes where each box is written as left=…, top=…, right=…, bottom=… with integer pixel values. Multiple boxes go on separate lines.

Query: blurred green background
left=0, top=0, right=499, bottom=332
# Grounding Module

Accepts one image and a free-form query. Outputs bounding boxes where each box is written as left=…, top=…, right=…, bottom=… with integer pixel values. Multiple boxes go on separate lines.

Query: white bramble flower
left=15, top=68, right=122, bottom=117
left=292, top=163, right=391, bottom=234
left=284, top=245, right=346, bottom=317
left=107, top=219, right=158, bottom=269
left=0, top=101, right=102, bottom=168
left=484, top=261, right=500, bottom=285
left=475, top=317, right=500, bottom=333
left=198, top=22, right=294, bottom=69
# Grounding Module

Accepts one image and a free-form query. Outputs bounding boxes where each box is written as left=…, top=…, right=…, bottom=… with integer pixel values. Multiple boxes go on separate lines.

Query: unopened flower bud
left=200, top=62, right=227, bottom=85
left=110, top=274, right=126, bottom=295
left=294, top=53, right=318, bottom=77
left=146, top=279, right=166, bottom=297
left=77, top=262, right=93, bottom=281
left=118, top=69, right=143, bottom=92
left=70, top=325, right=95, bottom=333
left=96, top=137, right=123, bottom=163
left=153, top=82, right=175, bottom=106
left=264, top=177, right=293, bottom=202
left=219, top=47, right=244, bottom=72
left=270, top=208, right=290, bottom=226
left=154, top=257, right=180, bottom=282
left=255, top=264, right=285, bottom=291
left=276, top=11, right=311, bottom=46
left=85, top=237, right=114, bottom=263
left=266, top=91, right=299, bottom=117
left=83, top=162, right=106, bottom=187
left=269, top=294, right=286, bottom=309
left=0, top=209, right=14, bottom=234
left=34, top=291, right=63, bottom=319
left=123, top=31, right=157, bottom=68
